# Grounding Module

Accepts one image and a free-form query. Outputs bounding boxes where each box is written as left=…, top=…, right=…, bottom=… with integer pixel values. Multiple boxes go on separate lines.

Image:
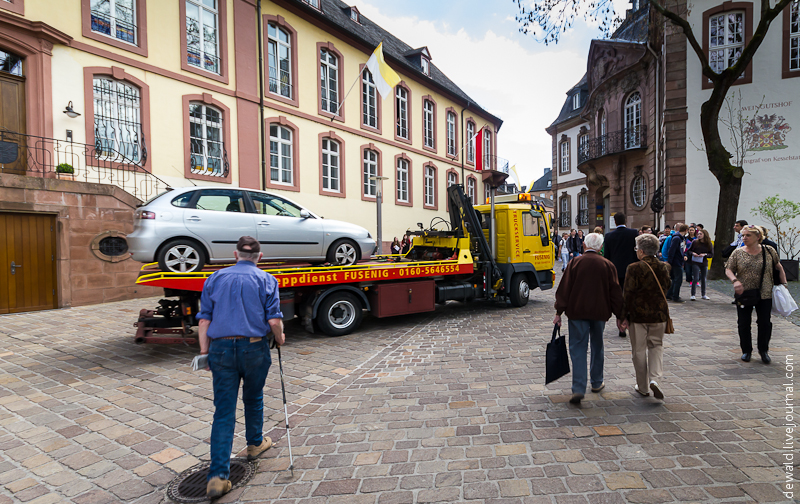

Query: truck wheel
left=158, top=239, right=206, bottom=273
left=327, top=239, right=360, bottom=266
left=316, top=292, right=363, bottom=336
left=509, top=273, right=530, bottom=307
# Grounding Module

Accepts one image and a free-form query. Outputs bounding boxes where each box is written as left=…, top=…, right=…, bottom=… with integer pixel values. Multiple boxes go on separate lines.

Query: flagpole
left=330, top=39, right=385, bottom=122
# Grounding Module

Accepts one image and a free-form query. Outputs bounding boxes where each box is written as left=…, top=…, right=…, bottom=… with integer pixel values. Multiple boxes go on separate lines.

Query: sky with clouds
left=354, top=0, right=631, bottom=189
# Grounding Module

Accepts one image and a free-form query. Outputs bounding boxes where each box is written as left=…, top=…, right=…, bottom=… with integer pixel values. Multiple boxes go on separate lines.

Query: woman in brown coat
left=622, top=234, right=671, bottom=400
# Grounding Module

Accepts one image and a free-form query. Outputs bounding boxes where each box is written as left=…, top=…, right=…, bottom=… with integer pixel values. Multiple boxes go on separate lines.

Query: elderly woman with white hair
left=554, top=232, right=626, bottom=405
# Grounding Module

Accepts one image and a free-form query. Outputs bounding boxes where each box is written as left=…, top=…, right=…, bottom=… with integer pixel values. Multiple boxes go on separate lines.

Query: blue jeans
left=567, top=319, right=606, bottom=394
left=666, top=263, right=683, bottom=300
left=207, top=337, right=272, bottom=481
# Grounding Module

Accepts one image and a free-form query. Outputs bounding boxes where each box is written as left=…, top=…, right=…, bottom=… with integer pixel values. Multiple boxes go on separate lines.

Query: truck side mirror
left=541, top=231, right=550, bottom=247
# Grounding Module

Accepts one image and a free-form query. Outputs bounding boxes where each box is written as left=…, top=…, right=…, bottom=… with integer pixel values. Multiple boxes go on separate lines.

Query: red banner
left=475, top=128, right=484, bottom=171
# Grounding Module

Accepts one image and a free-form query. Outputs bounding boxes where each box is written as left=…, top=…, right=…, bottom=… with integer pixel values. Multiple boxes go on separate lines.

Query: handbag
left=642, top=260, right=675, bottom=334
left=545, top=324, right=570, bottom=384
left=733, top=247, right=765, bottom=308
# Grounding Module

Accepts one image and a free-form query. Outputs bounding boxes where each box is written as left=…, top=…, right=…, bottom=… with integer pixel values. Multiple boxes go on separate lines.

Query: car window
left=249, top=192, right=304, bottom=217
left=171, top=192, right=195, bottom=208
left=194, top=189, right=245, bottom=212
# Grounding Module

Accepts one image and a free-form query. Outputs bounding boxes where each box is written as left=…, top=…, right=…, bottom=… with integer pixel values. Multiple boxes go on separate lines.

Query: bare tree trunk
left=709, top=177, right=742, bottom=279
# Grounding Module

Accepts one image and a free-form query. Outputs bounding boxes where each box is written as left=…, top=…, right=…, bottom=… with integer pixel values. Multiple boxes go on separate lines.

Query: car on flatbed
left=127, top=187, right=376, bottom=272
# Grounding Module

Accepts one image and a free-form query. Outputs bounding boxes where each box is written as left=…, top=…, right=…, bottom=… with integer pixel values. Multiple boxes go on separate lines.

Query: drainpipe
left=257, top=0, right=266, bottom=191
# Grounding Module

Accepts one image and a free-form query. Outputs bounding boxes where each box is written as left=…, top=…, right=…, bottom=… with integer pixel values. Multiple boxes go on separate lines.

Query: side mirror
left=300, top=209, right=311, bottom=219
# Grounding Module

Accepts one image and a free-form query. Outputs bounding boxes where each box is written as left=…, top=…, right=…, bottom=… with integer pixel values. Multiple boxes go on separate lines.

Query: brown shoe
left=206, top=477, right=232, bottom=499
left=246, top=437, right=273, bottom=461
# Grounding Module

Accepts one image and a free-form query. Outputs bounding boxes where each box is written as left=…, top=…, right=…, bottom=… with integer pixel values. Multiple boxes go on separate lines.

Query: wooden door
left=0, top=213, right=58, bottom=314
left=0, top=72, right=27, bottom=175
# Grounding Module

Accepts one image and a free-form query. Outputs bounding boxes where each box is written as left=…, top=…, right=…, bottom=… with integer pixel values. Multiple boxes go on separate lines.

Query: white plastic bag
left=772, top=284, right=798, bottom=317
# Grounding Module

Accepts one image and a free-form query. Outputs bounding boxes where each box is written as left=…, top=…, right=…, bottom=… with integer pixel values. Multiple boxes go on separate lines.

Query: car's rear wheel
left=316, top=291, right=363, bottom=336
left=158, top=239, right=207, bottom=273
left=327, top=239, right=360, bottom=266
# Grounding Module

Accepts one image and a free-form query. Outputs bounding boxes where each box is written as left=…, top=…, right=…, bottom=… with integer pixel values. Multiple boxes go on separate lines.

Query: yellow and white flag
left=366, top=43, right=401, bottom=98
left=508, top=165, right=521, bottom=189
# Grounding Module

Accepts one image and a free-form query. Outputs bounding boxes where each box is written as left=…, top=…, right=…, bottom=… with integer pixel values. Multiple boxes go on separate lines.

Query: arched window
left=424, top=165, right=436, bottom=207
left=93, top=76, right=143, bottom=163
left=396, top=157, right=409, bottom=203
left=631, top=174, right=647, bottom=208
left=446, top=112, right=456, bottom=156
left=467, top=177, right=476, bottom=204
left=709, top=11, right=744, bottom=73
left=362, top=71, right=377, bottom=128
left=483, top=130, right=492, bottom=169
left=189, top=102, right=224, bottom=176
left=559, top=196, right=571, bottom=228
left=624, top=92, right=641, bottom=149
left=268, top=23, right=292, bottom=98
left=363, top=149, right=378, bottom=196
left=447, top=171, right=457, bottom=187
left=423, top=99, right=435, bottom=148
left=320, top=48, right=338, bottom=114
left=395, top=86, right=408, bottom=139
left=466, top=121, right=475, bottom=163
left=269, top=124, right=293, bottom=185
left=321, top=137, right=340, bottom=192
left=599, top=109, right=607, bottom=155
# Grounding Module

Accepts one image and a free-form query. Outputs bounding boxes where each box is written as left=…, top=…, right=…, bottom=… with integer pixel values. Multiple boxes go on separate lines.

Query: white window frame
left=424, top=165, right=435, bottom=206
left=320, top=48, right=338, bottom=114
left=303, top=0, right=320, bottom=7
left=447, top=171, right=457, bottom=187
left=186, top=0, right=220, bottom=75
left=269, top=124, right=293, bottom=185
left=395, top=87, right=408, bottom=139
left=268, top=23, right=292, bottom=98
left=483, top=130, right=492, bottom=169
left=93, top=76, right=143, bottom=163
left=362, top=70, right=377, bottom=128
left=467, top=178, right=476, bottom=204
left=578, top=193, right=588, bottom=225
left=423, top=100, right=434, bottom=148
left=396, top=158, right=409, bottom=203
left=321, top=137, right=340, bottom=192
left=189, top=102, right=224, bottom=177
left=91, top=0, right=137, bottom=45
left=625, top=92, right=642, bottom=149
left=572, top=93, right=580, bottom=110
left=466, top=122, right=475, bottom=162
left=560, top=197, right=571, bottom=227
left=484, top=184, right=490, bottom=203
left=363, top=149, right=378, bottom=197
left=559, top=141, right=569, bottom=173
left=421, top=57, right=429, bottom=75
left=632, top=175, right=647, bottom=207
left=446, top=112, right=456, bottom=156
left=791, top=1, right=800, bottom=71
left=709, top=11, right=745, bottom=74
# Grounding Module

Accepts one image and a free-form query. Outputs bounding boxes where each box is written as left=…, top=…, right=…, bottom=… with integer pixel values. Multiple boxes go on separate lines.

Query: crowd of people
left=554, top=213, right=787, bottom=405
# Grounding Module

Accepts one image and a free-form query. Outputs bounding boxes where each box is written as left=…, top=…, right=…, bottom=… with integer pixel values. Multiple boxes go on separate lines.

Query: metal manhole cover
left=166, top=458, right=256, bottom=503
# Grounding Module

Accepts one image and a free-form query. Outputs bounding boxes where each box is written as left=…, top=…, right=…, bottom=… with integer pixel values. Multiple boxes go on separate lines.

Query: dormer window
left=572, top=93, right=580, bottom=109
left=421, top=57, right=429, bottom=75
left=348, top=6, right=360, bottom=23
left=303, top=0, right=320, bottom=8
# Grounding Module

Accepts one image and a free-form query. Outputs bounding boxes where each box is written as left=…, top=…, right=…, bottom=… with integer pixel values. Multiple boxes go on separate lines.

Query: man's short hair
left=584, top=232, right=604, bottom=251
left=237, top=235, right=260, bottom=254
left=613, top=212, right=626, bottom=225
left=696, top=223, right=704, bottom=229
left=640, top=225, right=651, bottom=233
left=635, top=234, right=660, bottom=256
left=679, top=224, right=689, bottom=232
left=736, top=219, right=748, bottom=227
left=664, top=224, right=671, bottom=230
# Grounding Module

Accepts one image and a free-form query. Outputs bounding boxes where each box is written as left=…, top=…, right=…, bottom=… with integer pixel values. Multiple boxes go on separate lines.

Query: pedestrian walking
left=684, top=227, right=696, bottom=283
left=559, top=232, right=570, bottom=271
left=722, top=219, right=748, bottom=259
left=554, top=232, right=625, bottom=405
left=603, top=213, right=640, bottom=337
left=665, top=224, right=688, bottom=302
left=622, top=234, right=671, bottom=399
left=198, top=236, right=285, bottom=499
left=725, top=225, right=786, bottom=364
left=687, top=229, right=713, bottom=300
left=567, top=229, right=580, bottom=260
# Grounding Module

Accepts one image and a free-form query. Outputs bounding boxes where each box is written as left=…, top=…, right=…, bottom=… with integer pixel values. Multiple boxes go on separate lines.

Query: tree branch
left=649, top=0, right=718, bottom=84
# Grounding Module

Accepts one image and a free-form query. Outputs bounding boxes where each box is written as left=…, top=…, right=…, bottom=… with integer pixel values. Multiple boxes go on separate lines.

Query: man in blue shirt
left=198, top=236, right=285, bottom=499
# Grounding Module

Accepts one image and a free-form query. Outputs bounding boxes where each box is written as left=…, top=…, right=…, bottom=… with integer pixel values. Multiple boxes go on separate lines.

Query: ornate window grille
left=91, top=0, right=136, bottom=44
left=578, top=134, right=588, bottom=163
left=709, top=12, right=744, bottom=74
left=447, top=171, right=457, bottom=187
left=625, top=92, right=642, bottom=149
left=320, top=49, right=338, bottom=114
left=791, top=1, right=799, bottom=71
left=423, top=100, right=434, bottom=148
left=424, top=166, right=435, bottom=206
left=466, top=122, right=475, bottom=162
left=396, top=158, right=409, bottom=202
left=632, top=175, right=647, bottom=207
left=446, top=112, right=456, bottom=156
left=269, top=124, right=292, bottom=184
left=467, top=178, right=476, bottom=204
left=578, top=193, right=589, bottom=226
left=395, top=87, right=408, bottom=139
left=559, top=197, right=571, bottom=227
left=268, top=23, right=292, bottom=98
left=186, top=0, right=220, bottom=74
left=93, top=77, right=143, bottom=163
left=363, top=149, right=378, bottom=196
left=0, top=49, right=23, bottom=76
left=321, top=137, right=340, bottom=192
left=189, top=103, right=226, bottom=177
left=362, top=70, right=377, bottom=128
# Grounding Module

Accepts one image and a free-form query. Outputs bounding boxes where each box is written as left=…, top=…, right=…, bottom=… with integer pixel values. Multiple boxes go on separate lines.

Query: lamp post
left=369, top=175, right=389, bottom=254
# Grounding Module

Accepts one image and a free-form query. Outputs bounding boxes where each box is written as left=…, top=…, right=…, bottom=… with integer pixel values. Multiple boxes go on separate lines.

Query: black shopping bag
left=545, top=324, right=570, bottom=384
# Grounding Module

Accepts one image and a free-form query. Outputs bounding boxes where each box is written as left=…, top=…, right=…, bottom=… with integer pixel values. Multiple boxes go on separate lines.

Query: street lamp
left=369, top=175, right=389, bottom=255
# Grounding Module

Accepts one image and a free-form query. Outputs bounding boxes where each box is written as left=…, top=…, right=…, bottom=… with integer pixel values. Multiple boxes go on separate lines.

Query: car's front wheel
left=158, top=239, right=207, bottom=273
left=327, top=239, right=360, bottom=266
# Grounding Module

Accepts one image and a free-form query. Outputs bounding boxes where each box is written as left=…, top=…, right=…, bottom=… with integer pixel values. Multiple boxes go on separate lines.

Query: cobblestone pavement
left=1, top=272, right=797, bottom=503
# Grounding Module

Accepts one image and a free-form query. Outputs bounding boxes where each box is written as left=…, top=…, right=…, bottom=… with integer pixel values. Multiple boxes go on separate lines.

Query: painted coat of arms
left=745, top=114, right=792, bottom=151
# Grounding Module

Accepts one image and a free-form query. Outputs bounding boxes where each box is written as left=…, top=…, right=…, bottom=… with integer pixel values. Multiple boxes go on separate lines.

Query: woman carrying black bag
left=725, top=225, right=787, bottom=364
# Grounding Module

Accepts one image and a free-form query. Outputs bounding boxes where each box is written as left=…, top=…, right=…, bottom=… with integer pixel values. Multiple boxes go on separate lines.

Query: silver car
left=127, top=187, right=376, bottom=272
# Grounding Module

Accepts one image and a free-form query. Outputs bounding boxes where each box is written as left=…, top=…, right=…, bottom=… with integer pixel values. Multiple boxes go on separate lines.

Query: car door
left=247, top=191, right=324, bottom=260
left=521, top=210, right=551, bottom=270
left=183, top=189, right=255, bottom=261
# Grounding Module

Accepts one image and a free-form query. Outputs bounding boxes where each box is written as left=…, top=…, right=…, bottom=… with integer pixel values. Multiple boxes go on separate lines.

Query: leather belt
left=217, top=336, right=262, bottom=341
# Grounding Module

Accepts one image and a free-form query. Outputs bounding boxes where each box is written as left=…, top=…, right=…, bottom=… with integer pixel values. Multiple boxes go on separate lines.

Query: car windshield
left=249, top=192, right=304, bottom=217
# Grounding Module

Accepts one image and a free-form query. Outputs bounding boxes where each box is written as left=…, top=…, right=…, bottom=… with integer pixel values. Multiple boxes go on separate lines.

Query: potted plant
left=56, top=163, right=75, bottom=181
left=752, top=195, right=800, bottom=281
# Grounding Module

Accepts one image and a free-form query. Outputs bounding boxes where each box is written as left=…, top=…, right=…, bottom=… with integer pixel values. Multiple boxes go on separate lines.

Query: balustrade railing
left=578, top=125, right=647, bottom=164
left=0, top=130, right=170, bottom=202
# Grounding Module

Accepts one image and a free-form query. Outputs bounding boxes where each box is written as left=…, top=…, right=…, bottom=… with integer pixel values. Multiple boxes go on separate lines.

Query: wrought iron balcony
left=0, top=130, right=169, bottom=202
left=578, top=125, right=647, bottom=164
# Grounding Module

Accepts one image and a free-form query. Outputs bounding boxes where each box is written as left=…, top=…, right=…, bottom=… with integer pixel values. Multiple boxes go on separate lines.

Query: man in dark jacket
left=554, top=232, right=626, bottom=405
left=665, top=224, right=688, bottom=302
left=603, top=213, right=640, bottom=337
